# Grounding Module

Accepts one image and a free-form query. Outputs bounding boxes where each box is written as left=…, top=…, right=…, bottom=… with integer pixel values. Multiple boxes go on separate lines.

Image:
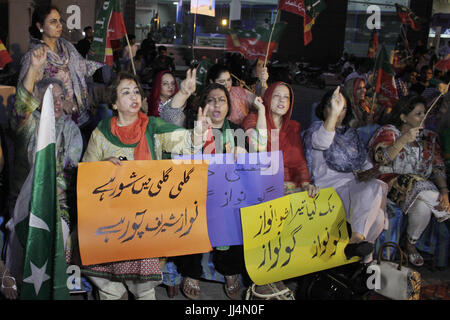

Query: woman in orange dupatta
left=81, top=72, right=211, bottom=300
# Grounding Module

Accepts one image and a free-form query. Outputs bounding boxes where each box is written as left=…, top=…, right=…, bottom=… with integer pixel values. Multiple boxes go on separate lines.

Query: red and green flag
left=395, top=4, right=420, bottom=31
left=368, top=30, right=378, bottom=59
left=278, top=0, right=325, bottom=46
left=434, top=57, right=450, bottom=72
left=88, top=0, right=127, bottom=66
left=0, top=39, right=13, bottom=69
left=226, top=22, right=287, bottom=60
left=18, top=85, right=70, bottom=300
left=374, top=45, right=399, bottom=114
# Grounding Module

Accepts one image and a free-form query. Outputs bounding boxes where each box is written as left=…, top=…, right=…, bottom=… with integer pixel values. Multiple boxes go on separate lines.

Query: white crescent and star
left=22, top=260, right=51, bottom=295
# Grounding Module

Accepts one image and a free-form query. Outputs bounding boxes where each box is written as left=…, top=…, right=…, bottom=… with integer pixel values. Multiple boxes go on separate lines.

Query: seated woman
left=81, top=72, right=210, bottom=300
left=343, top=77, right=383, bottom=128
left=303, top=87, right=388, bottom=263
left=173, top=83, right=248, bottom=300
left=207, top=64, right=267, bottom=126
left=242, top=81, right=318, bottom=195
left=242, top=81, right=318, bottom=299
left=6, top=46, right=82, bottom=286
left=368, top=95, right=450, bottom=267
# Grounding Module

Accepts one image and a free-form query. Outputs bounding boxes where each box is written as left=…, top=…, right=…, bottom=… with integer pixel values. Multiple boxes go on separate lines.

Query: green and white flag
left=19, top=85, right=69, bottom=300
left=88, top=0, right=127, bottom=66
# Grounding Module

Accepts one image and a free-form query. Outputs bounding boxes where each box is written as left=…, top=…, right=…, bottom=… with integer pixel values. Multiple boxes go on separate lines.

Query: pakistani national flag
left=226, top=22, right=287, bottom=60
left=89, top=0, right=127, bottom=66
left=374, top=45, right=399, bottom=114
left=19, top=85, right=69, bottom=300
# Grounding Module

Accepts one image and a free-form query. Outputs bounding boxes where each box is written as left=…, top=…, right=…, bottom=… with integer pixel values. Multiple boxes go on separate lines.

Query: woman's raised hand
left=400, top=127, right=422, bottom=143
left=180, top=68, right=197, bottom=96
left=30, top=46, right=48, bottom=71
left=194, top=103, right=212, bottom=139
left=253, top=96, right=265, bottom=112
left=330, top=86, right=345, bottom=116
left=258, top=66, right=269, bottom=83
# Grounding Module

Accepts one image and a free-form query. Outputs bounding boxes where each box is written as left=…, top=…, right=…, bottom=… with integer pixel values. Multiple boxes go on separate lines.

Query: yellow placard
left=77, top=160, right=212, bottom=265
left=240, top=187, right=358, bottom=285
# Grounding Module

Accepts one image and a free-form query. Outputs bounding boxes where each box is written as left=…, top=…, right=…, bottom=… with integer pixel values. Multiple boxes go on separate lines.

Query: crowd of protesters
left=0, top=4, right=449, bottom=301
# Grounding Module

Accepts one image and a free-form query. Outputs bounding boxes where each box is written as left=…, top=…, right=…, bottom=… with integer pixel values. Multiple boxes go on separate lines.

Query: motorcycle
left=294, top=61, right=326, bottom=89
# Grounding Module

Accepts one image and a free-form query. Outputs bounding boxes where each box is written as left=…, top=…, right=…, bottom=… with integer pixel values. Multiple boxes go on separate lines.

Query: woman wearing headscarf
left=343, top=77, right=383, bottom=128
left=303, top=87, right=388, bottom=263
left=241, top=82, right=318, bottom=299
left=18, top=5, right=102, bottom=147
left=242, top=81, right=318, bottom=195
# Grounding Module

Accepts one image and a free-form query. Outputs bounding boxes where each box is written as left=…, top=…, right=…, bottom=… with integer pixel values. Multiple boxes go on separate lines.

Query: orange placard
left=77, top=160, right=212, bottom=265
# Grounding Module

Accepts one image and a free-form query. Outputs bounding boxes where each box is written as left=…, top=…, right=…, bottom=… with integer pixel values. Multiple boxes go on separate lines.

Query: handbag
left=372, top=241, right=421, bottom=300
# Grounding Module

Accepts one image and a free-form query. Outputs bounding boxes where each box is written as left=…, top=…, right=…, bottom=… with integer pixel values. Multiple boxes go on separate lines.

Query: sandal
left=344, top=241, right=374, bottom=260
left=245, top=282, right=295, bottom=300
left=182, top=277, right=200, bottom=300
left=225, top=274, right=241, bottom=300
left=408, top=252, right=424, bottom=267
left=404, top=240, right=424, bottom=267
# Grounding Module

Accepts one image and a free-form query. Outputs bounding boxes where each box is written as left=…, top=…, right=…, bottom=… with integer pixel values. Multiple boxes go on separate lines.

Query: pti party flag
left=89, top=0, right=127, bottom=66
left=19, top=85, right=70, bottom=300
left=368, top=30, right=378, bottom=59
left=226, top=22, right=287, bottom=60
left=278, top=0, right=305, bottom=16
left=395, top=3, right=420, bottom=31
left=278, top=0, right=325, bottom=45
left=0, top=39, right=13, bottom=69
left=374, top=45, right=399, bottom=113
left=190, top=0, right=215, bottom=17
left=302, top=0, right=326, bottom=45
left=434, top=57, right=450, bottom=72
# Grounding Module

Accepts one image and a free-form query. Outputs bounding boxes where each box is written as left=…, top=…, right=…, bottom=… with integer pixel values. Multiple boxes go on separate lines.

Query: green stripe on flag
left=20, top=85, right=69, bottom=300
left=230, top=22, right=286, bottom=43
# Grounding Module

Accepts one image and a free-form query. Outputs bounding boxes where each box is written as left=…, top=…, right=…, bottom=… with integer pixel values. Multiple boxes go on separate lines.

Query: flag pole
left=125, top=33, right=137, bottom=75
left=264, top=9, right=279, bottom=68
left=191, top=0, right=198, bottom=63
left=231, top=73, right=255, bottom=93
left=419, top=81, right=450, bottom=127
left=400, top=24, right=412, bottom=56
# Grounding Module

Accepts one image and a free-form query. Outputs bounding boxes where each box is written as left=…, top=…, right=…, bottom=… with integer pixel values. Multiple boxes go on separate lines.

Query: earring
left=40, top=29, right=44, bottom=33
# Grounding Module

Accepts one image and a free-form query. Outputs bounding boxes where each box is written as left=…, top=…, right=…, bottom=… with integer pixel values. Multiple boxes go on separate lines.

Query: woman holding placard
left=242, top=81, right=318, bottom=299
left=303, top=86, right=388, bottom=263
left=81, top=72, right=210, bottom=300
